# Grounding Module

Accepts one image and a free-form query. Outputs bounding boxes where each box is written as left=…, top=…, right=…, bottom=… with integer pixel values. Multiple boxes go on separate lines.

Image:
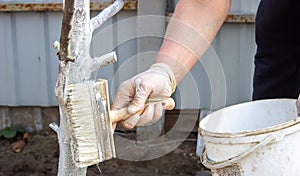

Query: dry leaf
left=10, top=140, right=26, bottom=153
left=23, top=132, right=30, bottom=142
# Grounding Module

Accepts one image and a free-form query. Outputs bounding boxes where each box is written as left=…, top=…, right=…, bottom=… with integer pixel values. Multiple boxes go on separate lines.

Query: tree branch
left=91, top=0, right=124, bottom=32
left=59, top=0, right=75, bottom=62
left=90, top=51, right=118, bottom=73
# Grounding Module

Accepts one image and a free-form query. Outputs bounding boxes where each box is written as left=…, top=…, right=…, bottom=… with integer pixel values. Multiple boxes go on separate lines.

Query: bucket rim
left=199, top=98, right=300, bottom=138
left=199, top=117, right=300, bottom=138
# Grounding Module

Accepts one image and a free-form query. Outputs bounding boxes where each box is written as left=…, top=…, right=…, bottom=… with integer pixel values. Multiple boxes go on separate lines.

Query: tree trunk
left=50, top=0, right=124, bottom=175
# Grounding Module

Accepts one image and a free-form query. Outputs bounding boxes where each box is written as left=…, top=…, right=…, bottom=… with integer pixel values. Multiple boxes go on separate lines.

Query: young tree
left=50, top=0, right=124, bottom=175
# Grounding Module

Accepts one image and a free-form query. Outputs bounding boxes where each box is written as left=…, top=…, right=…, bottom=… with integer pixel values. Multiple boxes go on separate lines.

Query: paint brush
left=65, top=79, right=175, bottom=168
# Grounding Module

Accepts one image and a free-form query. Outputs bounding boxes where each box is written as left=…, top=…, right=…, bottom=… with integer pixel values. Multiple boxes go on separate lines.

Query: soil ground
left=0, top=130, right=206, bottom=176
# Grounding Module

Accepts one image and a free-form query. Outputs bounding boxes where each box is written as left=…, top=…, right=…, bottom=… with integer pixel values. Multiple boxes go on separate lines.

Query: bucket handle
left=200, top=134, right=276, bottom=169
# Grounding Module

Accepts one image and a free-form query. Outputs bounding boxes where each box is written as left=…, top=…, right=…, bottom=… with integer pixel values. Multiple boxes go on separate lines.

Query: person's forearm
left=156, top=0, right=231, bottom=83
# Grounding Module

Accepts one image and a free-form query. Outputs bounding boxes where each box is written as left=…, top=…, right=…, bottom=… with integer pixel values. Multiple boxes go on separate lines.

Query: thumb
left=128, top=79, right=150, bottom=114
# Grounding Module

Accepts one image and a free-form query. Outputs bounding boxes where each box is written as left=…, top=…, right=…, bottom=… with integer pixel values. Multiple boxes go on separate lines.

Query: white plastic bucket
left=199, top=99, right=300, bottom=176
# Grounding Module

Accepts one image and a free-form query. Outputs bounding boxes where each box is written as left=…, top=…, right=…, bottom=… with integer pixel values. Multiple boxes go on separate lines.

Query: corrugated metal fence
left=0, top=0, right=138, bottom=106
left=0, top=0, right=260, bottom=130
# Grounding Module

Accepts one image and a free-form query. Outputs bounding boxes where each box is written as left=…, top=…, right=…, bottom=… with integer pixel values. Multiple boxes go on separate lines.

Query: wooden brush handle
left=109, top=97, right=175, bottom=126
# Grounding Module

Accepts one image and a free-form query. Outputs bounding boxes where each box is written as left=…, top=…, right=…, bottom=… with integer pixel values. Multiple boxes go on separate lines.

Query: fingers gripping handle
left=109, top=98, right=175, bottom=127
left=121, top=98, right=175, bottom=129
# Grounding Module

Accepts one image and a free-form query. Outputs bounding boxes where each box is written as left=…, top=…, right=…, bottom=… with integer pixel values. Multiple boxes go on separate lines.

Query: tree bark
left=51, top=0, right=124, bottom=175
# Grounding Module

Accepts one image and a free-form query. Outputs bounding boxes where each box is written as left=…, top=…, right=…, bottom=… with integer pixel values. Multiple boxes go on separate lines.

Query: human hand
left=111, top=63, right=176, bottom=129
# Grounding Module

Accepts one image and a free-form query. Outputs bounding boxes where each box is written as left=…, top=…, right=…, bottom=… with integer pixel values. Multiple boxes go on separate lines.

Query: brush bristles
left=65, top=80, right=115, bottom=168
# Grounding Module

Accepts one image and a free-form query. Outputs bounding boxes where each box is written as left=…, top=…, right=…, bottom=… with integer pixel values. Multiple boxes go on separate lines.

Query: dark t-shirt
left=253, top=0, right=300, bottom=100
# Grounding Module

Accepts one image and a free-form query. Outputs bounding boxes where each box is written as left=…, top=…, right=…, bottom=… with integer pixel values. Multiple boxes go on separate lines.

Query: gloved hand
left=112, top=63, right=177, bottom=129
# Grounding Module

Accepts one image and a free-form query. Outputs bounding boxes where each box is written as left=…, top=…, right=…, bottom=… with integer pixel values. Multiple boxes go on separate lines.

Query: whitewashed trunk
left=51, top=0, right=124, bottom=175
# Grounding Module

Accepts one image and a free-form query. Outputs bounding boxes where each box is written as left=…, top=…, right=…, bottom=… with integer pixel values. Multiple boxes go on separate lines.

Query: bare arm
left=156, top=0, right=231, bottom=82
left=112, top=0, right=231, bottom=128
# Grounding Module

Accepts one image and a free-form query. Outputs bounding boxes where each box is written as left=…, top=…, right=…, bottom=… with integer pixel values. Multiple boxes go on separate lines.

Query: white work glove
left=112, top=63, right=177, bottom=129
